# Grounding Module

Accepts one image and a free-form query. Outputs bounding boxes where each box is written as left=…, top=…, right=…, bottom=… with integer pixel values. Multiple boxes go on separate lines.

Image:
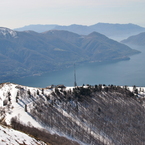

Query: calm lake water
left=11, top=45, right=145, bottom=88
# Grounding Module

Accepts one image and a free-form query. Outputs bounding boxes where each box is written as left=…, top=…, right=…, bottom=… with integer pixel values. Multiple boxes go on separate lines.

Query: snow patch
left=0, top=83, right=44, bottom=128
left=0, top=125, right=47, bottom=145
left=0, top=27, right=17, bottom=38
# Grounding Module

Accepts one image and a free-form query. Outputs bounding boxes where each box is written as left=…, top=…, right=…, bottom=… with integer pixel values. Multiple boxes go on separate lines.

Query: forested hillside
left=1, top=83, right=145, bottom=144
left=0, top=27, right=139, bottom=82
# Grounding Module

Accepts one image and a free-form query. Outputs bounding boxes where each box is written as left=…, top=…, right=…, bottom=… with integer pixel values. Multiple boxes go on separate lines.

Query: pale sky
left=0, top=0, right=145, bottom=29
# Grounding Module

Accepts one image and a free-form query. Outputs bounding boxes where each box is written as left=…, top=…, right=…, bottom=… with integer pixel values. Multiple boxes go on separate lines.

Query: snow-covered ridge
left=0, top=83, right=47, bottom=127
left=0, top=27, right=17, bottom=38
left=1, top=83, right=145, bottom=145
left=0, top=82, right=145, bottom=126
left=0, top=83, right=82, bottom=145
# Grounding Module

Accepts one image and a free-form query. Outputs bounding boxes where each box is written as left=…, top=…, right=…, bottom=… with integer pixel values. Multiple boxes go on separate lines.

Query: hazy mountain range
left=15, top=23, right=145, bottom=41
left=121, top=32, right=145, bottom=46
left=0, top=27, right=139, bottom=82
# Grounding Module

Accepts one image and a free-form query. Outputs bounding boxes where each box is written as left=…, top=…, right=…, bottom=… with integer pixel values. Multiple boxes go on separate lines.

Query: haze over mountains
left=121, top=32, right=145, bottom=46
left=15, top=23, right=145, bottom=41
left=0, top=27, right=139, bottom=82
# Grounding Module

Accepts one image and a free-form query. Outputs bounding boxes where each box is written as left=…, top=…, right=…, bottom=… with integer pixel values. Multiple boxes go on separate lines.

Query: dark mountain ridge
left=0, top=27, right=140, bottom=82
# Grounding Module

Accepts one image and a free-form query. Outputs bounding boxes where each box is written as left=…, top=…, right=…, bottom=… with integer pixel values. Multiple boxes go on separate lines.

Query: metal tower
left=74, top=63, right=77, bottom=87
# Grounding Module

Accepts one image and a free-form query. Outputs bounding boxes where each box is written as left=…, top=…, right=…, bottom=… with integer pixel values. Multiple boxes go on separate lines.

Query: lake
left=11, top=45, right=145, bottom=88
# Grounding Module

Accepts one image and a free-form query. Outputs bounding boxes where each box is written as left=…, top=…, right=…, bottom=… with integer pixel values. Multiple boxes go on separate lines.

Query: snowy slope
left=0, top=83, right=51, bottom=127
left=0, top=83, right=82, bottom=145
left=1, top=83, right=145, bottom=145
left=0, top=124, right=47, bottom=145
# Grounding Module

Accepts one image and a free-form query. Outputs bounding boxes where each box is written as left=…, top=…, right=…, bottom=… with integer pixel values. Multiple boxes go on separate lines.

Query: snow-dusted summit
left=0, top=27, right=17, bottom=38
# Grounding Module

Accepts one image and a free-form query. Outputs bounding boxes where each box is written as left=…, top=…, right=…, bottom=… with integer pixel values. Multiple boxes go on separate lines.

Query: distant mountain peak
left=43, top=29, right=81, bottom=38
left=43, top=29, right=62, bottom=33
left=0, top=27, right=17, bottom=38
left=88, top=31, right=106, bottom=37
left=121, top=32, right=145, bottom=46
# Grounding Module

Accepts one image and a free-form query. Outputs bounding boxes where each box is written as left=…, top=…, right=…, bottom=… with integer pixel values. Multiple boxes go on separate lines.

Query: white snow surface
left=0, top=83, right=81, bottom=145
left=127, top=86, right=145, bottom=96
left=1, top=83, right=145, bottom=128
left=0, top=27, right=17, bottom=38
left=0, top=83, right=49, bottom=128
left=0, top=124, right=47, bottom=145
left=1, top=83, right=145, bottom=145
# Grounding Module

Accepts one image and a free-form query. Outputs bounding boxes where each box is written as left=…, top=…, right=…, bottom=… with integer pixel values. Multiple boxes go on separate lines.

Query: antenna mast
left=74, top=63, right=77, bottom=87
